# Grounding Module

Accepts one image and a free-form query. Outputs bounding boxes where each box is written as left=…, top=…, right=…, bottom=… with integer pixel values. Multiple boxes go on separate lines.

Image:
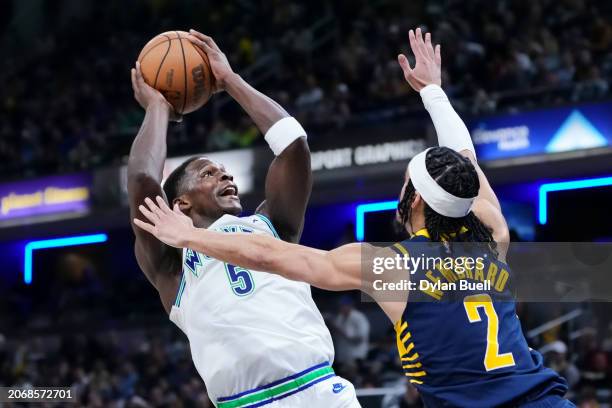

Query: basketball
left=137, top=30, right=214, bottom=114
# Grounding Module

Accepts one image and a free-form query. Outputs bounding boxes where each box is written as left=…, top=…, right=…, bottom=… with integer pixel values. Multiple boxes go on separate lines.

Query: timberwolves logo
left=184, top=249, right=203, bottom=277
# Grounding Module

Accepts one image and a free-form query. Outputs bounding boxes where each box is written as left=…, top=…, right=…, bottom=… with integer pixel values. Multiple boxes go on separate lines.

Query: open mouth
left=219, top=184, right=239, bottom=199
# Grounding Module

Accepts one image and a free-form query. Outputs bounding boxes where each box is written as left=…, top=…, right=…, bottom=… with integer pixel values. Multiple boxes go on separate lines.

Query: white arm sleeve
left=419, top=84, right=476, bottom=158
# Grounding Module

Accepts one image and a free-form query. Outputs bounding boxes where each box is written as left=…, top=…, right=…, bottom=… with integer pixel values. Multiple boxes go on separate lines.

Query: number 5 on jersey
left=464, top=294, right=516, bottom=371
left=225, top=264, right=255, bottom=296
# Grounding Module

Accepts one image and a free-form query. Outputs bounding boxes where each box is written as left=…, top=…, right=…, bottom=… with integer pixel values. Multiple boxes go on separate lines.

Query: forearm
left=419, top=85, right=500, bottom=209
left=128, top=102, right=170, bottom=181
left=185, top=228, right=291, bottom=274
left=420, top=85, right=475, bottom=157
left=224, top=73, right=289, bottom=134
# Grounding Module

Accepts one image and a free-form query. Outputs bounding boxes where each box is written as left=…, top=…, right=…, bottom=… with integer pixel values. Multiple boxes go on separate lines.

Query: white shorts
left=214, top=362, right=360, bottom=408
left=264, top=376, right=361, bottom=408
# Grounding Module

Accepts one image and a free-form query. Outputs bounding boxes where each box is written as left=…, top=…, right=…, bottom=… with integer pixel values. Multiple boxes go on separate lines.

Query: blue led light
left=538, top=176, right=612, bottom=224
left=355, top=200, right=398, bottom=241
left=24, top=233, right=108, bottom=284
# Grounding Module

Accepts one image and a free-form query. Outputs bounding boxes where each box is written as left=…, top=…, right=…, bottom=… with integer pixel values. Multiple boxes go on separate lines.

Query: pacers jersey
left=392, top=231, right=568, bottom=408
left=169, top=213, right=334, bottom=404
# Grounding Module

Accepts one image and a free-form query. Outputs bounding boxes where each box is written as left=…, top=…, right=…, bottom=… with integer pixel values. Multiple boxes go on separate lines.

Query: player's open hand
left=134, top=196, right=194, bottom=248
left=187, top=29, right=233, bottom=93
left=397, top=27, right=441, bottom=92
left=131, top=62, right=182, bottom=122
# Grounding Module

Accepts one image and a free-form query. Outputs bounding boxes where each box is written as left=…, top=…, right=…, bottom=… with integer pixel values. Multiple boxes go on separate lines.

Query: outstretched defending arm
left=133, top=196, right=409, bottom=322
left=188, top=30, right=311, bottom=243
left=134, top=197, right=362, bottom=291
left=398, top=28, right=509, bottom=246
left=127, top=63, right=182, bottom=313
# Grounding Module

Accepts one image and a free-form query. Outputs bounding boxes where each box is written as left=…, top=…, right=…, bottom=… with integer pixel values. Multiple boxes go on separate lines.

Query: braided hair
left=397, top=147, right=496, bottom=253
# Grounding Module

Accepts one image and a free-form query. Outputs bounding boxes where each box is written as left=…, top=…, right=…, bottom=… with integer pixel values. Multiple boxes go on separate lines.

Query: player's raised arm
left=127, top=63, right=182, bottom=313
left=188, top=30, right=311, bottom=243
left=398, top=28, right=509, bottom=247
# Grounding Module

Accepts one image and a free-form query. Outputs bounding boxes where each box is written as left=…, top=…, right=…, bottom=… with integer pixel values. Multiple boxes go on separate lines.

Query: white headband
left=407, top=148, right=474, bottom=218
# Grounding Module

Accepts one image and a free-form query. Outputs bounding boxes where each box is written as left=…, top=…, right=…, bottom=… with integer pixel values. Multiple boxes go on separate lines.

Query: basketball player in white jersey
left=128, top=29, right=360, bottom=407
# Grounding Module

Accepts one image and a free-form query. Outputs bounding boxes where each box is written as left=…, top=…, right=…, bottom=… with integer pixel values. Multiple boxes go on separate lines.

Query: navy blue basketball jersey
left=392, top=229, right=568, bottom=408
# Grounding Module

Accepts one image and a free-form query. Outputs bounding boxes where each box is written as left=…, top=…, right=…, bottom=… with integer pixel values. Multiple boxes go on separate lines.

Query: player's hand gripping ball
left=137, top=30, right=215, bottom=114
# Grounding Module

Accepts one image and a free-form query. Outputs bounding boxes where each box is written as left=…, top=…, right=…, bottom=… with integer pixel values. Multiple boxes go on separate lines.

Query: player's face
left=184, top=158, right=242, bottom=218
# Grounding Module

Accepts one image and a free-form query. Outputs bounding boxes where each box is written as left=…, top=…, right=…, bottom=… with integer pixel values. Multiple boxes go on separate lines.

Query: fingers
left=415, top=27, right=430, bottom=60
left=173, top=202, right=183, bottom=214
left=155, top=195, right=173, bottom=214
left=131, top=68, right=137, bottom=92
left=133, top=218, right=157, bottom=235
left=135, top=61, right=144, bottom=82
left=187, top=34, right=214, bottom=54
left=189, top=29, right=221, bottom=51
left=408, top=29, right=420, bottom=58
left=144, top=197, right=165, bottom=220
left=435, top=44, right=441, bottom=66
left=132, top=61, right=146, bottom=91
left=138, top=204, right=159, bottom=224
left=425, top=32, right=435, bottom=59
left=397, top=54, right=413, bottom=77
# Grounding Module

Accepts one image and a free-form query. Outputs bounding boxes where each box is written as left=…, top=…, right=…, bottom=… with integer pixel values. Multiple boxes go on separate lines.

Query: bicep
left=260, top=138, right=312, bottom=242
left=128, top=173, right=181, bottom=289
left=471, top=198, right=510, bottom=260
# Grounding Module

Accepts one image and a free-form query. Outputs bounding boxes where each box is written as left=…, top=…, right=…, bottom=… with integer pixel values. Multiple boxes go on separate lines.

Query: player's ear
left=411, top=192, right=423, bottom=210
left=173, top=196, right=192, bottom=212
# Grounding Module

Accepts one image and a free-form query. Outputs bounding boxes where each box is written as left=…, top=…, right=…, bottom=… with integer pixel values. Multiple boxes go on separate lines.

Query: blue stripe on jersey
left=255, top=213, right=280, bottom=238
left=174, top=271, right=186, bottom=307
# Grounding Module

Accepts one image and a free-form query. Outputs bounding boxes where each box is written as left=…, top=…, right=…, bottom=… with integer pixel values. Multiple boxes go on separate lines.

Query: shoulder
left=250, top=212, right=281, bottom=238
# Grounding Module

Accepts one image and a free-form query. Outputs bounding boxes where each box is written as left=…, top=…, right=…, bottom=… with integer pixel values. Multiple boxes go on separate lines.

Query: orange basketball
left=137, top=31, right=215, bottom=114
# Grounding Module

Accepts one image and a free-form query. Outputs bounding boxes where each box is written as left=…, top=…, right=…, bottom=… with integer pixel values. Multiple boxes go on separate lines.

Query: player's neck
left=408, top=213, right=425, bottom=235
left=191, top=214, right=219, bottom=229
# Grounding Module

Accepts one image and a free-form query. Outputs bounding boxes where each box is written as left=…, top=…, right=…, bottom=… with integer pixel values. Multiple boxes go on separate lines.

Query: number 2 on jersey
left=225, top=264, right=255, bottom=296
left=464, top=294, right=515, bottom=371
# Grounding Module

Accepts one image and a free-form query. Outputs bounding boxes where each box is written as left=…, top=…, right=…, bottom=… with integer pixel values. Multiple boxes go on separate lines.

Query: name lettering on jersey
left=418, top=258, right=509, bottom=300
left=184, top=249, right=204, bottom=277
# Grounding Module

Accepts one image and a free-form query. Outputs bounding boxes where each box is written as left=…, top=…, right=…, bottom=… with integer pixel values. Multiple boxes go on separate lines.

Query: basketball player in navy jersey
left=135, top=28, right=574, bottom=407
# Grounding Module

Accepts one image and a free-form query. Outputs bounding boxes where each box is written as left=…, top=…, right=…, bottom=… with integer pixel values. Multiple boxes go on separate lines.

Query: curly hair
left=163, top=156, right=200, bottom=205
left=397, top=147, right=496, bottom=253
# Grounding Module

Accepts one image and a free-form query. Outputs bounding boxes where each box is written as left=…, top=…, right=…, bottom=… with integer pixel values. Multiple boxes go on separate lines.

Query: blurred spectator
left=1, top=0, right=611, bottom=180
left=331, top=295, right=371, bottom=365
left=543, top=340, right=581, bottom=388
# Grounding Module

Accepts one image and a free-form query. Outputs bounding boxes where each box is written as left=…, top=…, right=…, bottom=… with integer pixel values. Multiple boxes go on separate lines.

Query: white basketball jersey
left=169, top=213, right=334, bottom=403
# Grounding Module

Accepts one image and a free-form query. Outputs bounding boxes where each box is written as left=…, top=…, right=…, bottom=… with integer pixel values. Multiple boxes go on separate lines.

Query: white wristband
left=419, top=84, right=476, bottom=157
left=264, top=117, right=307, bottom=156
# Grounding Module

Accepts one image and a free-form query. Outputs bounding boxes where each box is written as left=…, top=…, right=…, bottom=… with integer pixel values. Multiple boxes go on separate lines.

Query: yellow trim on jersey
left=411, top=226, right=469, bottom=240
left=412, top=228, right=431, bottom=238
left=395, top=319, right=427, bottom=383
left=401, top=353, right=420, bottom=362
left=393, top=242, right=409, bottom=256
left=405, top=371, right=427, bottom=377
left=410, top=379, right=424, bottom=384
